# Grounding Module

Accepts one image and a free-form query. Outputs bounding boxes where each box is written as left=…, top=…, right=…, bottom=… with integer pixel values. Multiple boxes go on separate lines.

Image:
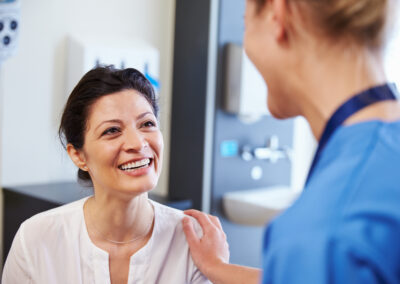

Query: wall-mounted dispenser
left=224, top=43, right=268, bottom=121
left=66, top=35, right=160, bottom=96
left=0, top=0, right=20, bottom=63
left=1, top=2, right=21, bottom=257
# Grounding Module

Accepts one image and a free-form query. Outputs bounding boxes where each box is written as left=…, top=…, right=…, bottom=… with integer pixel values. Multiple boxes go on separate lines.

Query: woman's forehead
left=92, top=90, right=151, bottom=113
left=87, top=90, right=154, bottom=123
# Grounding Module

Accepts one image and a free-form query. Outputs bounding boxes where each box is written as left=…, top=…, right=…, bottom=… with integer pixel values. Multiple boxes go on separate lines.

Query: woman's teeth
left=119, top=158, right=151, bottom=171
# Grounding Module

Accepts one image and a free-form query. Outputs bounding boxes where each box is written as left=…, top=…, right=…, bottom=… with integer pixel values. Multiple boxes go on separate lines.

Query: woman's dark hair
left=59, top=66, right=159, bottom=186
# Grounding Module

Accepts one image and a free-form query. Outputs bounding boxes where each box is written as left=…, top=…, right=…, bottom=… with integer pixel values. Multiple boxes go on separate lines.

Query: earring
left=82, top=166, right=88, bottom=171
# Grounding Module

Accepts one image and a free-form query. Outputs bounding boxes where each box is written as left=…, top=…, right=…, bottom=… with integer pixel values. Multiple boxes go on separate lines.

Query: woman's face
left=244, top=0, right=265, bottom=64
left=78, top=89, right=163, bottom=196
left=243, top=0, right=298, bottom=119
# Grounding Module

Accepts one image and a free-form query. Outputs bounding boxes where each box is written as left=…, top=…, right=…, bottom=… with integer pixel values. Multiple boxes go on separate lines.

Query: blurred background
left=0, top=0, right=399, bottom=270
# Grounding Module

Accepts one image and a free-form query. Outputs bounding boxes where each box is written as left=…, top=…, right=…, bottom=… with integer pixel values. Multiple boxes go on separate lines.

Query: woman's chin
left=267, top=97, right=296, bottom=120
left=268, top=104, right=289, bottom=120
left=115, top=180, right=158, bottom=197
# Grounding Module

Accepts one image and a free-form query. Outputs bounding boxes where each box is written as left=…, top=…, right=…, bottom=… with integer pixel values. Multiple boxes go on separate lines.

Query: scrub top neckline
left=316, top=118, right=400, bottom=154
left=305, top=83, right=398, bottom=185
left=336, top=118, right=400, bottom=136
left=305, top=119, right=400, bottom=188
left=322, top=119, right=400, bottom=156
left=316, top=119, right=400, bottom=157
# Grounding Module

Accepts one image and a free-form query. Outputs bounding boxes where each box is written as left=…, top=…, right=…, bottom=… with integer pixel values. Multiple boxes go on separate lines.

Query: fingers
left=184, top=209, right=222, bottom=228
left=208, top=215, right=227, bottom=241
left=182, top=217, right=200, bottom=247
left=184, top=209, right=215, bottom=234
left=184, top=209, right=225, bottom=237
left=209, top=215, right=223, bottom=230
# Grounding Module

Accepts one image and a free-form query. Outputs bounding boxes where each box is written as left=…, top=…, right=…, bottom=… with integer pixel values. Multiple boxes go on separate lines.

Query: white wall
left=385, top=8, right=400, bottom=88
left=0, top=0, right=175, bottom=196
left=291, top=117, right=316, bottom=191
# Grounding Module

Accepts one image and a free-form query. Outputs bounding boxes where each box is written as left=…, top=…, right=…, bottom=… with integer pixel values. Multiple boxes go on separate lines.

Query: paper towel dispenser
left=66, top=35, right=160, bottom=97
left=223, top=43, right=269, bottom=120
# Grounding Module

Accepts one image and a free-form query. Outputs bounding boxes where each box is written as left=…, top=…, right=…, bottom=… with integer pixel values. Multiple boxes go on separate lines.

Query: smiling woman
left=66, top=89, right=163, bottom=197
left=2, top=66, right=210, bottom=284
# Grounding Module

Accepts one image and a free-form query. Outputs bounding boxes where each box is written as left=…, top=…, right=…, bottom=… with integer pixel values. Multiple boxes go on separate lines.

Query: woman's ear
left=270, top=0, right=289, bottom=42
left=66, top=144, right=88, bottom=171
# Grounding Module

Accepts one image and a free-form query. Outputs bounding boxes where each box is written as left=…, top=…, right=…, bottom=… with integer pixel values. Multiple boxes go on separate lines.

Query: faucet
left=241, top=135, right=292, bottom=163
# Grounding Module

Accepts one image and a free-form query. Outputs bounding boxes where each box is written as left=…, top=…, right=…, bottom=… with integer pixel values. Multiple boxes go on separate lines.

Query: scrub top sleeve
left=2, top=224, right=33, bottom=284
left=262, top=233, right=386, bottom=284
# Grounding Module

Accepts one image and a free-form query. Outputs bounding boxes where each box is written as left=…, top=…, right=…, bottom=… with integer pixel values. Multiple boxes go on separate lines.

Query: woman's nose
left=123, top=128, right=148, bottom=152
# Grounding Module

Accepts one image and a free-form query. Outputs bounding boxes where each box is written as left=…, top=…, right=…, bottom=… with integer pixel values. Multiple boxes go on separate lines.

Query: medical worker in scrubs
left=182, top=0, right=400, bottom=283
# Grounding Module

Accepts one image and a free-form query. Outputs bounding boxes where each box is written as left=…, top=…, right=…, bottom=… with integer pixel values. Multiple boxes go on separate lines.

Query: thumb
left=182, top=217, right=199, bottom=247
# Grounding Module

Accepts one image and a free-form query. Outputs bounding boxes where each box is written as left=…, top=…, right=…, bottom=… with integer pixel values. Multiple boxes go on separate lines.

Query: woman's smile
left=118, top=157, right=153, bottom=176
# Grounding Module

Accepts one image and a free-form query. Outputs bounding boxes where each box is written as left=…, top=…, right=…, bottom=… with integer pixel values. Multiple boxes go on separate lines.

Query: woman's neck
left=84, top=192, right=154, bottom=243
left=293, top=45, right=391, bottom=140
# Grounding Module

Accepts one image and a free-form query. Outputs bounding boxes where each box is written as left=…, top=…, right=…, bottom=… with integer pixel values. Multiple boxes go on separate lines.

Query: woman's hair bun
left=253, top=0, right=391, bottom=48
left=316, top=0, right=389, bottom=48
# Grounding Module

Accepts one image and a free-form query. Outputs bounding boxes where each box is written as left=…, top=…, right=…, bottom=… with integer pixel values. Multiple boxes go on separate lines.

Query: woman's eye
left=102, top=127, right=120, bottom=136
left=142, top=120, right=156, bottom=128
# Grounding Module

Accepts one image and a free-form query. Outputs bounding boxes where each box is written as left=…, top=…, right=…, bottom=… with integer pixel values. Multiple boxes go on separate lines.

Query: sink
left=223, top=186, right=301, bottom=226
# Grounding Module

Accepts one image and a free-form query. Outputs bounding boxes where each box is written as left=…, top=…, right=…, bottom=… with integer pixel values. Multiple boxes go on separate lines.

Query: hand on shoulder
left=182, top=210, right=229, bottom=277
left=182, top=210, right=261, bottom=284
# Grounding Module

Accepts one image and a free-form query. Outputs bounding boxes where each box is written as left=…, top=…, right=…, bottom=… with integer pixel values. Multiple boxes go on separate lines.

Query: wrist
left=203, top=260, right=230, bottom=284
left=203, top=262, right=261, bottom=284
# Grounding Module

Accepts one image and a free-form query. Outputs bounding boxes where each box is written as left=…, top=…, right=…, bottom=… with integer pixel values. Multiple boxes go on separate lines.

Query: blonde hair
left=255, top=0, right=391, bottom=49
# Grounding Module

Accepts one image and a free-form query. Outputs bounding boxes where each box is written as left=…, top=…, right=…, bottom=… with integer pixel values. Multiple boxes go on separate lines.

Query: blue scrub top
left=262, top=120, right=400, bottom=283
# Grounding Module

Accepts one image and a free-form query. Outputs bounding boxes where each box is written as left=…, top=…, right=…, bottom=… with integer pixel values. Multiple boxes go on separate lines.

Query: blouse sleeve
left=2, top=224, right=33, bottom=284
left=190, top=268, right=211, bottom=284
left=261, top=230, right=391, bottom=284
left=188, top=217, right=212, bottom=284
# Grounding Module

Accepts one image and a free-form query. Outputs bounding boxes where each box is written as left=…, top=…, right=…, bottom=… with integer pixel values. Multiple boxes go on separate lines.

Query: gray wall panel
left=169, top=0, right=212, bottom=209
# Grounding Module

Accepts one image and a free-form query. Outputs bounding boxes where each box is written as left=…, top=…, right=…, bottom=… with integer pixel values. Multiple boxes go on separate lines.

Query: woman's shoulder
left=151, top=200, right=184, bottom=218
left=150, top=200, right=203, bottom=238
left=19, top=197, right=88, bottom=241
left=150, top=200, right=185, bottom=229
left=338, top=119, right=400, bottom=146
left=148, top=200, right=208, bottom=283
left=24, top=197, right=87, bottom=222
left=4, top=198, right=89, bottom=282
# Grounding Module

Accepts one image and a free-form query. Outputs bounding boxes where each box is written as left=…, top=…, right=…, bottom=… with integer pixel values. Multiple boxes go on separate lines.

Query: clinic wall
left=0, top=0, right=175, bottom=194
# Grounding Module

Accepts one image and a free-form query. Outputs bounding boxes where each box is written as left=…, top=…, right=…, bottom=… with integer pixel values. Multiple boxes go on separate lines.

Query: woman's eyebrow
left=94, top=112, right=153, bottom=132
left=94, top=119, right=122, bottom=131
left=137, top=111, right=154, bottom=120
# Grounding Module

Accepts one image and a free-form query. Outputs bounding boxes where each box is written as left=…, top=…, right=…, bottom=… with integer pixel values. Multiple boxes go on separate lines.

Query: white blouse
left=2, top=197, right=210, bottom=284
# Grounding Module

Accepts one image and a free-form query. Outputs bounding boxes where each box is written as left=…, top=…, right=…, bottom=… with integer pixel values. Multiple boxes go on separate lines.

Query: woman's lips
left=118, top=158, right=153, bottom=177
left=118, top=158, right=151, bottom=170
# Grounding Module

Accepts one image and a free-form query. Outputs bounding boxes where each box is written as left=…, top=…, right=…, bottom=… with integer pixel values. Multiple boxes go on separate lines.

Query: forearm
left=205, top=262, right=261, bottom=284
left=182, top=211, right=261, bottom=284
